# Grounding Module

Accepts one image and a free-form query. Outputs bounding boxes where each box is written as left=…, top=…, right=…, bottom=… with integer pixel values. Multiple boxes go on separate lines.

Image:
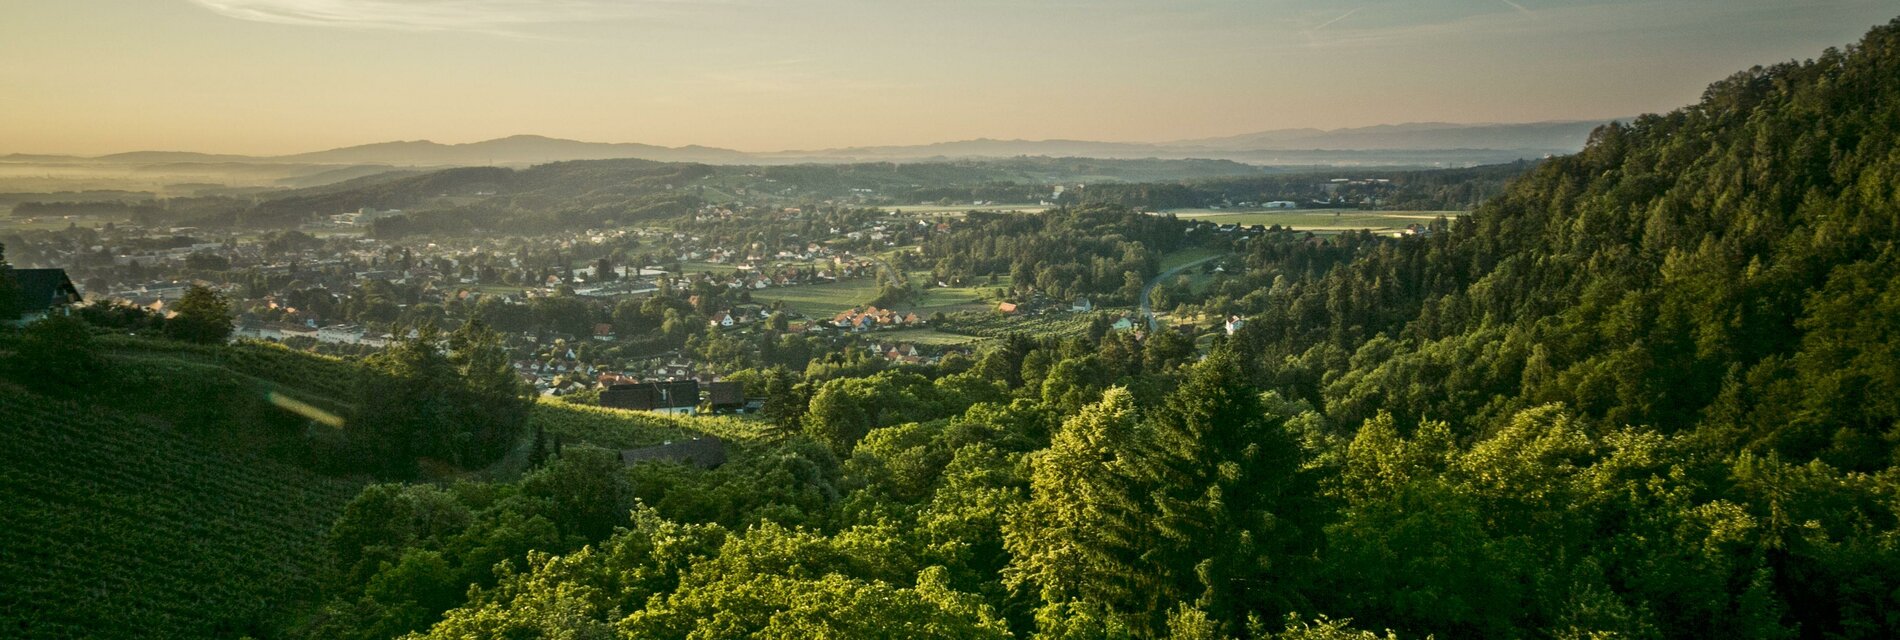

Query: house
left=600, top=380, right=700, bottom=415
left=709, top=311, right=735, bottom=328
left=1224, top=315, right=1246, bottom=335
left=996, top=302, right=1019, bottom=315
left=620, top=437, right=726, bottom=469
left=1070, top=296, right=1093, bottom=313
left=1265, top=201, right=1297, bottom=209
left=593, top=323, right=616, bottom=342
left=707, top=380, right=745, bottom=413
left=7, top=268, right=82, bottom=326
left=1111, top=316, right=1137, bottom=332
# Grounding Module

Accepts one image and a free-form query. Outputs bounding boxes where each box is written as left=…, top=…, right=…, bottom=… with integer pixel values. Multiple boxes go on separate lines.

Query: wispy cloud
left=1499, top=0, right=1535, bottom=17
left=184, top=0, right=710, bottom=35
left=1308, top=7, right=1363, bottom=33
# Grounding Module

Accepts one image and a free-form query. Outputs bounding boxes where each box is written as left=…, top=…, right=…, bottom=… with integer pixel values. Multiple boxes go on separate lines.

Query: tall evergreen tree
left=1128, top=347, right=1308, bottom=634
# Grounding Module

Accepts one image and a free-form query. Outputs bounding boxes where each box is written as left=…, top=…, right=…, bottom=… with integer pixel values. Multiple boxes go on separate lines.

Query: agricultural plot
left=911, top=273, right=1008, bottom=313
left=532, top=399, right=772, bottom=449
left=1169, top=208, right=1462, bottom=234
left=872, top=327, right=993, bottom=346
left=0, top=387, right=361, bottom=639
left=749, top=277, right=883, bottom=317
left=884, top=203, right=1048, bottom=217
left=936, top=309, right=1105, bottom=340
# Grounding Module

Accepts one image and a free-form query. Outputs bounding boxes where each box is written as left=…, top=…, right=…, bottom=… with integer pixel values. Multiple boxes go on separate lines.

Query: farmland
left=870, top=327, right=993, bottom=346
left=1167, top=208, right=1462, bottom=234
left=0, top=385, right=360, bottom=639
left=884, top=203, right=1048, bottom=217
left=747, top=277, right=884, bottom=316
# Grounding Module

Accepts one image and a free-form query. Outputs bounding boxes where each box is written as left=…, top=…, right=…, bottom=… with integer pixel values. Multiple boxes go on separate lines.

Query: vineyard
left=0, top=385, right=361, bottom=639
left=530, top=399, right=770, bottom=449
left=100, top=336, right=367, bottom=402
left=933, top=309, right=1106, bottom=340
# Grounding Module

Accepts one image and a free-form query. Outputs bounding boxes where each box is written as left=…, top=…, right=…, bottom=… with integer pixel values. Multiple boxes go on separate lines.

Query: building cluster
left=829, top=306, right=925, bottom=332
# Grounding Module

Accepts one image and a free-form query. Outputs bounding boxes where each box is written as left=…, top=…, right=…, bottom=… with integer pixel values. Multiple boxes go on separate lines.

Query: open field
left=1160, top=246, right=1226, bottom=271
left=885, top=203, right=1048, bottom=216
left=871, top=327, right=993, bottom=347
left=911, top=271, right=1010, bottom=313
left=1167, top=208, right=1463, bottom=233
left=0, top=213, right=132, bottom=232
left=750, top=277, right=883, bottom=316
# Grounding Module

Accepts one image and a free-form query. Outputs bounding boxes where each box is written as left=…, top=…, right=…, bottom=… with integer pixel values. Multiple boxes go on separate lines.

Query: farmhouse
left=600, top=380, right=700, bottom=415
left=7, top=268, right=82, bottom=326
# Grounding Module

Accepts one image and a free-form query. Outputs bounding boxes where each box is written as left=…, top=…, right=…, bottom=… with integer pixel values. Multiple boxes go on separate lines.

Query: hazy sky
left=2, top=0, right=1894, bottom=155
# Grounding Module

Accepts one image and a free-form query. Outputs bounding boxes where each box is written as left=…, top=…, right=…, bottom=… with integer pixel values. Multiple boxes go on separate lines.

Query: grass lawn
left=1168, top=208, right=1463, bottom=234
left=751, top=277, right=884, bottom=317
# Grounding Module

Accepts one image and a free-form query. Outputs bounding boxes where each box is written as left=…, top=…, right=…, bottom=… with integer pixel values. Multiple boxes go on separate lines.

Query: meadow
left=748, top=277, right=884, bottom=316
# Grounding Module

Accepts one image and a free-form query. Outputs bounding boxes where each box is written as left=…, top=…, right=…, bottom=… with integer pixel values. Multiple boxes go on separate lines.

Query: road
left=1141, top=254, right=1223, bottom=332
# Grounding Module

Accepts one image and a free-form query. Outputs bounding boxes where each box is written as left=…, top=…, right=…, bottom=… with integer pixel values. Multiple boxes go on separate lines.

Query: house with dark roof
left=620, top=437, right=726, bottom=469
left=7, top=268, right=81, bottom=326
left=600, top=380, right=700, bottom=415
left=706, top=380, right=745, bottom=413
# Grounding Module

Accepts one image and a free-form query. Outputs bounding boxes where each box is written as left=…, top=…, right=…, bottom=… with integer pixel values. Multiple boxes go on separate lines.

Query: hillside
left=1230, top=17, right=1900, bottom=460
left=0, top=329, right=748, bottom=639
left=267, top=17, right=1900, bottom=640
left=0, top=338, right=366, bottom=639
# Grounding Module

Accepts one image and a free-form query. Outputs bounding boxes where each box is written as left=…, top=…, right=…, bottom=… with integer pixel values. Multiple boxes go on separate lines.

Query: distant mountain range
left=3, top=121, right=1616, bottom=168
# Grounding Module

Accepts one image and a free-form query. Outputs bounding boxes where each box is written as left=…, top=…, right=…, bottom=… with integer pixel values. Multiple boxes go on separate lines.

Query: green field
left=749, top=277, right=884, bottom=316
left=885, top=203, right=1048, bottom=217
left=1160, top=246, right=1226, bottom=271
left=0, top=212, right=132, bottom=231
left=1168, top=208, right=1462, bottom=233
left=872, top=327, right=993, bottom=346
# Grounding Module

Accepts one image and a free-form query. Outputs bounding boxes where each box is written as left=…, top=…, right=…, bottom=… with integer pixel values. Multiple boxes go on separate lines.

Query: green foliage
left=162, top=284, right=232, bottom=344
left=348, top=322, right=531, bottom=476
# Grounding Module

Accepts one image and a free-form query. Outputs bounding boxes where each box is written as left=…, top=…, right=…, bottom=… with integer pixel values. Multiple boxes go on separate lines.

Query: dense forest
left=6, top=17, right=1900, bottom=640
left=920, top=205, right=1190, bottom=303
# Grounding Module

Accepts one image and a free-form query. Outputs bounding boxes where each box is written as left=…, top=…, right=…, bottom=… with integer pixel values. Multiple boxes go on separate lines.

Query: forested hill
left=1236, top=17, right=1900, bottom=465
left=10, top=17, right=1900, bottom=640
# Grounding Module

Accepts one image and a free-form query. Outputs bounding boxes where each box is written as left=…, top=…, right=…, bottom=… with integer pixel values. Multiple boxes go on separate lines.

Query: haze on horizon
left=2, top=0, right=1894, bottom=157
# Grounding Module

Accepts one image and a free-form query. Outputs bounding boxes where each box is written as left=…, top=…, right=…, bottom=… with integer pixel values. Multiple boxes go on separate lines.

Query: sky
left=1, top=0, right=1895, bottom=155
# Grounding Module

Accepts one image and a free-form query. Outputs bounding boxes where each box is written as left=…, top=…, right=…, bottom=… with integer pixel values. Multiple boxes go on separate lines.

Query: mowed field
left=910, top=271, right=1010, bottom=314
left=749, top=277, right=883, bottom=316
left=1168, top=208, right=1463, bottom=233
